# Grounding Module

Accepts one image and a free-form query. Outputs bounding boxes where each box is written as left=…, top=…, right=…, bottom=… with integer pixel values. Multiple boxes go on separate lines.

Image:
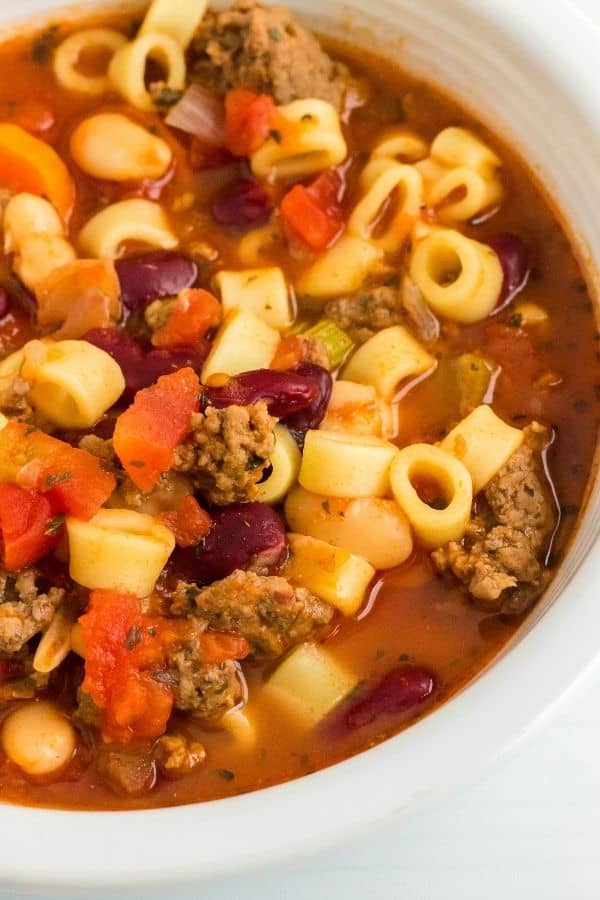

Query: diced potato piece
left=285, top=487, right=413, bottom=569
left=296, top=236, right=383, bottom=301
left=285, top=532, right=375, bottom=615
left=342, top=325, right=435, bottom=401
left=216, top=267, right=293, bottom=330
left=321, top=380, right=383, bottom=437
left=264, top=642, right=357, bottom=728
left=299, top=429, right=397, bottom=498
left=440, top=404, right=524, bottom=493
left=256, top=424, right=301, bottom=505
left=67, top=509, right=175, bottom=598
left=201, top=309, right=280, bottom=382
left=221, top=709, right=256, bottom=750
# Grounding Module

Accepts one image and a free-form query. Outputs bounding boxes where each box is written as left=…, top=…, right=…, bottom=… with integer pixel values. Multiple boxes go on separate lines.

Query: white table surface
left=199, top=2, right=600, bottom=898
left=6, top=1, right=600, bottom=898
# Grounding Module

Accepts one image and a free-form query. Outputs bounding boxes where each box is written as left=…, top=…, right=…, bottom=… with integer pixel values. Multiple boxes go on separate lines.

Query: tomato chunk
left=280, top=169, right=344, bottom=250
left=0, top=483, right=59, bottom=570
left=0, top=422, right=116, bottom=520
left=225, top=88, right=275, bottom=157
left=113, top=367, right=200, bottom=491
left=158, top=495, right=212, bottom=548
left=199, top=632, right=250, bottom=666
left=151, top=289, right=221, bottom=350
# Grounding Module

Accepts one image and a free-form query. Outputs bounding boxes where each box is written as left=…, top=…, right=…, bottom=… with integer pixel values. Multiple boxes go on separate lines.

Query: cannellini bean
left=2, top=701, right=77, bottom=776
left=15, top=234, right=77, bottom=291
left=70, top=114, right=173, bottom=182
left=3, top=193, right=64, bottom=254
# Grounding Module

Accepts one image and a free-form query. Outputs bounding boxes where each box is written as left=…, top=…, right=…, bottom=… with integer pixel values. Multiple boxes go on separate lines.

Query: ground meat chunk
left=173, top=403, right=276, bottom=506
left=0, top=374, right=35, bottom=424
left=78, top=435, right=116, bottom=467
left=324, top=286, right=405, bottom=344
left=432, top=424, right=555, bottom=613
left=96, top=745, right=157, bottom=797
left=154, top=733, right=207, bottom=778
left=184, top=569, right=334, bottom=656
left=192, top=0, right=350, bottom=109
left=0, top=570, right=64, bottom=655
left=168, top=648, right=242, bottom=718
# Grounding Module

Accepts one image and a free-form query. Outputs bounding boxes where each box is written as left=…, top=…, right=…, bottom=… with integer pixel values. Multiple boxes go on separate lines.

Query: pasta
left=108, top=32, right=186, bottom=112
left=389, top=443, right=473, bottom=548
left=320, top=379, right=384, bottom=437
left=371, top=128, right=429, bottom=163
left=347, top=158, right=424, bottom=253
left=53, top=28, right=127, bottom=95
left=216, top=266, right=293, bottom=329
left=296, top=235, right=382, bottom=300
left=3, top=193, right=76, bottom=290
left=141, top=0, right=208, bottom=48
left=342, top=325, right=435, bottom=401
left=78, top=199, right=178, bottom=259
left=284, top=487, right=414, bottom=569
left=13, top=234, right=76, bottom=292
left=251, top=98, right=347, bottom=180
left=409, top=228, right=503, bottom=323
left=201, top=309, right=280, bottom=382
left=236, top=221, right=282, bottom=267
left=255, top=425, right=302, bottom=505
left=264, top=642, right=357, bottom=728
left=440, top=404, right=524, bottom=493
left=70, top=114, right=173, bottom=182
left=21, top=339, right=125, bottom=429
left=285, top=533, right=375, bottom=617
left=299, top=429, right=398, bottom=498
left=417, top=126, right=503, bottom=223
left=67, top=509, right=176, bottom=597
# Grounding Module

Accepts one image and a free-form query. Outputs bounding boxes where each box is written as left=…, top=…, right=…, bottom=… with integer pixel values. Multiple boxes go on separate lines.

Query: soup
left=0, top=0, right=595, bottom=810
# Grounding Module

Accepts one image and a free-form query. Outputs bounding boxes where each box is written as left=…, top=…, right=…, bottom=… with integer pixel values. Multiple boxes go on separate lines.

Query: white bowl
left=0, top=0, right=599, bottom=896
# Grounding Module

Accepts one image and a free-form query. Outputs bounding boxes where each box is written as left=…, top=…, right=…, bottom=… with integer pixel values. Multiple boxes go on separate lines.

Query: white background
left=197, top=1, right=600, bottom=897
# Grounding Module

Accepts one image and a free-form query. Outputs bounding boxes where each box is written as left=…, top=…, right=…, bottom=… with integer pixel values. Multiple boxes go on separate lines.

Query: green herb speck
left=217, top=768, right=235, bottom=782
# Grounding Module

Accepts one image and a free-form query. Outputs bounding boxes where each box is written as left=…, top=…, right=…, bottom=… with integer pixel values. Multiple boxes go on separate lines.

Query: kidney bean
left=344, top=665, right=436, bottom=729
left=171, top=502, right=287, bottom=585
left=204, top=369, right=319, bottom=418
left=283, top=363, right=333, bottom=443
left=484, top=233, right=529, bottom=308
left=211, top=178, right=273, bottom=229
left=115, top=252, right=198, bottom=311
left=84, top=328, right=208, bottom=401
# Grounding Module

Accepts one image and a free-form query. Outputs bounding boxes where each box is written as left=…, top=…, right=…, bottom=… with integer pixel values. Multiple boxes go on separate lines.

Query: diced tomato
left=270, top=335, right=309, bottom=371
left=103, top=670, right=174, bottom=743
left=280, top=169, right=345, bottom=250
left=199, top=631, right=250, bottom=665
left=158, top=495, right=212, bottom=548
left=151, top=289, right=221, bottom=350
left=113, top=367, right=200, bottom=492
left=225, top=88, right=275, bottom=157
left=0, top=422, right=116, bottom=520
left=0, top=483, right=59, bottom=570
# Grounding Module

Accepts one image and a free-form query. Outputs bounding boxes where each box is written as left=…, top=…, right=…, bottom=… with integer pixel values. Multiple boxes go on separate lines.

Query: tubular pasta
left=440, top=404, right=524, bottom=493
left=409, top=228, right=503, bottom=324
left=67, top=509, right=175, bottom=598
left=53, top=28, right=126, bottom=95
left=371, top=128, right=429, bottom=163
left=140, top=0, right=208, bottom=48
left=417, top=126, right=503, bottom=223
left=389, top=443, right=473, bottom=548
left=296, top=235, right=382, bottom=301
left=78, top=199, right=178, bottom=259
left=342, top=325, right=435, bottom=402
left=348, top=158, right=424, bottom=253
left=216, top=267, right=293, bottom=329
left=251, top=99, right=347, bottom=180
left=108, top=32, right=186, bottom=112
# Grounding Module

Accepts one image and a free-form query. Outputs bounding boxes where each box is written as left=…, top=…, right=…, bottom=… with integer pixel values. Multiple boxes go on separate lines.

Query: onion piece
left=402, top=275, right=440, bottom=343
left=165, top=84, right=226, bottom=146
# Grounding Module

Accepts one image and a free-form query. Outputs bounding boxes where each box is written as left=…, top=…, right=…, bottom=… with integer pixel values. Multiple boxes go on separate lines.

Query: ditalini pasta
left=216, top=267, right=293, bottom=329
left=251, top=99, right=347, bottom=179
left=417, top=127, right=504, bottom=223
left=296, top=235, right=382, bottom=299
left=53, top=28, right=127, bottom=95
left=299, top=429, right=398, bottom=498
left=201, top=308, right=280, bottom=381
left=440, top=404, right=524, bottom=493
left=108, top=32, right=186, bottom=111
left=343, top=325, right=435, bottom=401
left=347, top=158, right=424, bottom=253
left=67, top=509, right=175, bottom=597
left=390, top=443, right=473, bottom=547
left=140, top=0, right=208, bottom=48
left=78, top=199, right=178, bottom=258
left=409, top=228, right=504, bottom=323
left=371, top=127, right=429, bottom=163
left=3, top=193, right=76, bottom=290
left=256, top=425, right=302, bottom=505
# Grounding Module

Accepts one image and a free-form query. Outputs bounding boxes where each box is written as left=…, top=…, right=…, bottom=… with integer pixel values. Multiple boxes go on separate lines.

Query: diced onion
left=402, top=275, right=440, bottom=343
left=165, top=84, right=226, bottom=145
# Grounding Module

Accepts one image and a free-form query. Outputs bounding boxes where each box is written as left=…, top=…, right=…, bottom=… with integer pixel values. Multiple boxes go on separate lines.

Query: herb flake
left=217, top=768, right=235, bottom=782
left=44, top=514, right=65, bottom=536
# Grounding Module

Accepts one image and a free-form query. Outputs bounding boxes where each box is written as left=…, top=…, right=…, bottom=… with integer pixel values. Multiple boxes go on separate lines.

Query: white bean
left=2, top=701, right=77, bottom=776
left=70, top=113, right=172, bottom=182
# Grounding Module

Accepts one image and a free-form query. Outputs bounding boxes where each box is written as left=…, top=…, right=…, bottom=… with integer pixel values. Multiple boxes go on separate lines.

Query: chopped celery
left=304, top=318, right=354, bottom=368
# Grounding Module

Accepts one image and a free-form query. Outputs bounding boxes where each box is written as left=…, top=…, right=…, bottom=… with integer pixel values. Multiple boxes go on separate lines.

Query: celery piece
left=304, top=318, right=354, bottom=368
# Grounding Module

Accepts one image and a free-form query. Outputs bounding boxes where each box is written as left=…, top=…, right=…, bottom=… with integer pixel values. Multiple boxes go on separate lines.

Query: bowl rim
left=0, top=0, right=599, bottom=892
